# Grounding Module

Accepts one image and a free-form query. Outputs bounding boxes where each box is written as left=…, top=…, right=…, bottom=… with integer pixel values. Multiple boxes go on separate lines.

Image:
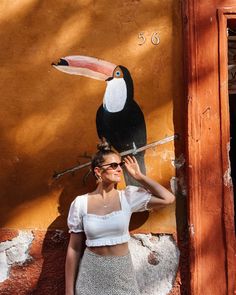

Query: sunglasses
left=99, top=161, right=125, bottom=170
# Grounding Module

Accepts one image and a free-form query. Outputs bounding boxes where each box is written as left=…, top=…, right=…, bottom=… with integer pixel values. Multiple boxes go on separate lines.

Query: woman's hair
left=91, top=138, right=119, bottom=175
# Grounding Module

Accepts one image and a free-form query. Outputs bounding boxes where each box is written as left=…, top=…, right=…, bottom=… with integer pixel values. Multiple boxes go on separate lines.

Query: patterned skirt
left=75, top=248, right=141, bottom=295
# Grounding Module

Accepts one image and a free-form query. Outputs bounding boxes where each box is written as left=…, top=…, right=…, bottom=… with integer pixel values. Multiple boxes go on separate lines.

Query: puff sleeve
left=124, top=185, right=152, bottom=212
left=67, top=197, right=84, bottom=233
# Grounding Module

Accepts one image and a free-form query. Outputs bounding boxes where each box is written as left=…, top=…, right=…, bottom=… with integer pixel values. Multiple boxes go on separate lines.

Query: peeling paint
left=133, top=233, right=156, bottom=250
left=171, top=153, right=185, bottom=169
left=0, top=230, right=34, bottom=282
left=170, top=176, right=187, bottom=197
left=224, top=142, right=233, bottom=188
left=189, top=224, right=195, bottom=236
left=161, top=150, right=175, bottom=162
left=170, top=177, right=179, bottom=195
left=178, top=175, right=187, bottom=197
left=224, top=167, right=233, bottom=187
left=130, top=234, right=179, bottom=295
left=170, top=154, right=187, bottom=197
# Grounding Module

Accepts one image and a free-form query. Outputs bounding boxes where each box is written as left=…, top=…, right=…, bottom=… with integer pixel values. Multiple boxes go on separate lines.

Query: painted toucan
left=52, top=56, right=147, bottom=185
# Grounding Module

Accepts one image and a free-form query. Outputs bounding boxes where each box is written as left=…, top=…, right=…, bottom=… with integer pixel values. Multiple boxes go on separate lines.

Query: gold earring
left=95, top=174, right=102, bottom=183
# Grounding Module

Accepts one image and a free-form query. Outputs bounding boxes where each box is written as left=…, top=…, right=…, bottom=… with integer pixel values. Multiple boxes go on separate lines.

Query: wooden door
left=183, top=1, right=236, bottom=294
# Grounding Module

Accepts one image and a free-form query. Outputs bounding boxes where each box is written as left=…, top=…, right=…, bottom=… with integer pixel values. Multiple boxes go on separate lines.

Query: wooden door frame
left=218, top=7, right=236, bottom=294
left=183, top=2, right=236, bottom=294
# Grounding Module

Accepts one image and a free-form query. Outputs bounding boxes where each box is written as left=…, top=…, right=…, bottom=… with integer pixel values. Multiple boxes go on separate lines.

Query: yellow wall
left=0, top=0, right=183, bottom=233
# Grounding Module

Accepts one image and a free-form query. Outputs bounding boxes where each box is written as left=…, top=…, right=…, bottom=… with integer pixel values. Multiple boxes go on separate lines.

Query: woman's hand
left=123, top=156, right=144, bottom=181
left=123, top=155, right=176, bottom=209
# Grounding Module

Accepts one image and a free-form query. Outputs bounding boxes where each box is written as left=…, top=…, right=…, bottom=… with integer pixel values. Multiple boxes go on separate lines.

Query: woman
left=65, top=143, right=175, bottom=295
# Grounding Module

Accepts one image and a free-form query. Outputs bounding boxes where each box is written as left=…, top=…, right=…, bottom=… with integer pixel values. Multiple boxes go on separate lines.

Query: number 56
left=138, top=32, right=160, bottom=46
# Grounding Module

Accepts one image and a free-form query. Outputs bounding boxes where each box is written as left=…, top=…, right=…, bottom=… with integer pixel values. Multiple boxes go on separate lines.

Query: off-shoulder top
left=67, top=185, right=152, bottom=247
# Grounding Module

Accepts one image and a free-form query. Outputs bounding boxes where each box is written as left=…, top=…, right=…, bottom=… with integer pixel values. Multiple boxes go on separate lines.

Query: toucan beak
left=52, top=55, right=117, bottom=81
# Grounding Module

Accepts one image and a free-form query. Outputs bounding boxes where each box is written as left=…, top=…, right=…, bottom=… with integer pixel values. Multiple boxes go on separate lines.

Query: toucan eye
left=115, top=71, right=121, bottom=76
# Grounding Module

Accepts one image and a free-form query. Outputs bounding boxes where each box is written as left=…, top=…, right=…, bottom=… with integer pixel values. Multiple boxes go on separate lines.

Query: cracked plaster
left=130, top=234, right=180, bottom=295
left=0, top=230, right=34, bottom=282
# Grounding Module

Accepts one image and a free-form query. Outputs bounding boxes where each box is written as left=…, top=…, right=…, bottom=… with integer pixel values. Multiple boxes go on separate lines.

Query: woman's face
left=95, top=153, right=123, bottom=184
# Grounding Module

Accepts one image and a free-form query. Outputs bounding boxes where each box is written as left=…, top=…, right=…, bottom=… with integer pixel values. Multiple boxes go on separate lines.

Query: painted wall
left=0, top=1, right=185, bottom=294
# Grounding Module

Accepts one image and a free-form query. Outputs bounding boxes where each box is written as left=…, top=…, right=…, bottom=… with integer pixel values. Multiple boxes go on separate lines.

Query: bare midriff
left=87, top=242, right=129, bottom=256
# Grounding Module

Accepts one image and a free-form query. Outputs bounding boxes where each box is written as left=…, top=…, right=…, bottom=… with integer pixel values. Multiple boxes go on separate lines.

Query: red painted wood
left=218, top=8, right=236, bottom=295
left=184, top=1, right=236, bottom=294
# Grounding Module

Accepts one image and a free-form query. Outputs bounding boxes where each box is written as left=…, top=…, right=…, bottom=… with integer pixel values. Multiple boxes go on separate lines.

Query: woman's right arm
left=65, top=232, right=86, bottom=295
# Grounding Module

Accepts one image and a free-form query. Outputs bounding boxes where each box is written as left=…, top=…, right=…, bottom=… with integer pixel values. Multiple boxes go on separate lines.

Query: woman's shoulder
left=120, top=185, right=151, bottom=212
left=120, top=185, right=147, bottom=203
left=70, top=193, right=88, bottom=208
left=121, top=185, right=147, bottom=195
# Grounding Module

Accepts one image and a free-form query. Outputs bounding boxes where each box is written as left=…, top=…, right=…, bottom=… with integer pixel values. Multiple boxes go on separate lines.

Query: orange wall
left=0, top=0, right=184, bottom=232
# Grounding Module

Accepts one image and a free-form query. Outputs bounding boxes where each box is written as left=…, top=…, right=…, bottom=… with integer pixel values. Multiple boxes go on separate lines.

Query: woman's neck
left=93, top=183, right=116, bottom=198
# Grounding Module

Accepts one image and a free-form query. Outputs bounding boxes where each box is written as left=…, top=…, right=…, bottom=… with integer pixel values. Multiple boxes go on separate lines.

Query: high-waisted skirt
left=75, top=248, right=141, bottom=295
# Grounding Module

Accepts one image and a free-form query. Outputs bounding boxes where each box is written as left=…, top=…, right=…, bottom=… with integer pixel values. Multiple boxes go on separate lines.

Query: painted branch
left=53, top=134, right=178, bottom=180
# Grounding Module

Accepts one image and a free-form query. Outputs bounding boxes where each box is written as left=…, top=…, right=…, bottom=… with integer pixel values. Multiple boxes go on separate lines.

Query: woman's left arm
left=124, top=156, right=175, bottom=209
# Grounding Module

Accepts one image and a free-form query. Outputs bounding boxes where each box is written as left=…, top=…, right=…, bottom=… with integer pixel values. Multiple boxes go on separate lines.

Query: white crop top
left=67, top=185, right=152, bottom=247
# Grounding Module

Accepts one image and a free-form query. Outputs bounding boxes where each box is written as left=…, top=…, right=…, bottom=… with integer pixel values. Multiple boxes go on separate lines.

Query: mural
left=52, top=56, right=147, bottom=185
left=0, top=1, right=183, bottom=293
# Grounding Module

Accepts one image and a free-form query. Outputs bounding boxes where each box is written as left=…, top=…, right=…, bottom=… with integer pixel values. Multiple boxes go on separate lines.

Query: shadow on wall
left=30, top=171, right=90, bottom=294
